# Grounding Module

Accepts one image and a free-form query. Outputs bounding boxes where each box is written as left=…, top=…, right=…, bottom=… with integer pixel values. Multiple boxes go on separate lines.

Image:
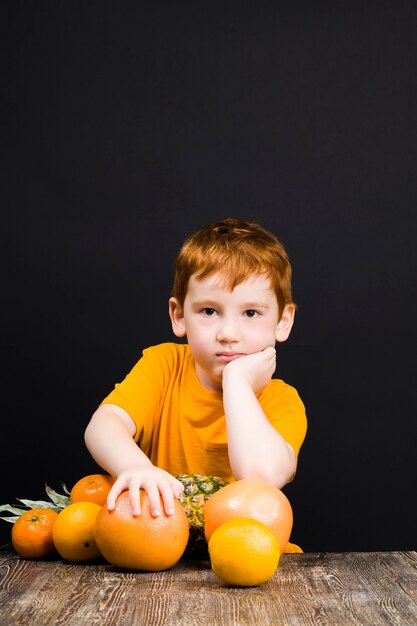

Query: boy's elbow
left=273, top=467, right=295, bottom=490
left=260, top=469, right=294, bottom=491
left=233, top=449, right=296, bottom=490
left=233, top=465, right=293, bottom=491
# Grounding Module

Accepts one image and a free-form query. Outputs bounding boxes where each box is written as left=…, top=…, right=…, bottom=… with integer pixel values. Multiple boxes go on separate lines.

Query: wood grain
left=1, top=550, right=416, bottom=625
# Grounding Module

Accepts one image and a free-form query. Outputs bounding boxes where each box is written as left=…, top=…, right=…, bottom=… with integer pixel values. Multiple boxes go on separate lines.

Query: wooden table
left=0, top=548, right=416, bottom=625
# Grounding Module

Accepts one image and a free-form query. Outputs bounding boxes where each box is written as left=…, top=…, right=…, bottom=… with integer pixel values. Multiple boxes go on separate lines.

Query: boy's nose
left=216, top=318, right=241, bottom=342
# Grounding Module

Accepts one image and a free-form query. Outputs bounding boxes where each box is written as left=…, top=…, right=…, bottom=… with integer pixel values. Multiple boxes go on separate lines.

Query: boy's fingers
left=105, top=471, right=181, bottom=518
left=158, top=482, right=177, bottom=516
left=108, top=478, right=142, bottom=516
left=128, top=482, right=142, bottom=517
left=143, top=481, right=162, bottom=517
left=107, top=481, right=121, bottom=511
left=172, top=479, right=184, bottom=498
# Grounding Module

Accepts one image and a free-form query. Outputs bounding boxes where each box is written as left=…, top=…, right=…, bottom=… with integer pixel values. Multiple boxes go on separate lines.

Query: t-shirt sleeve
left=99, top=344, right=176, bottom=444
left=259, top=380, right=307, bottom=459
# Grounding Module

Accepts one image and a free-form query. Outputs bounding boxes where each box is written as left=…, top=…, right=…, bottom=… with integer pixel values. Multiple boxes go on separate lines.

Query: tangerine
left=11, top=508, right=58, bottom=559
left=94, top=489, right=189, bottom=571
left=52, top=501, right=102, bottom=562
left=203, top=478, right=293, bottom=553
left=208, top=517, right=280, bottom=586
left=70, top=473, right=115, bottom=507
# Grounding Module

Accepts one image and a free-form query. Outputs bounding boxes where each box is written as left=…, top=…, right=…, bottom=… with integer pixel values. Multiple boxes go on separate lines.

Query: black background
left=2, top=1, right=416, bottom=551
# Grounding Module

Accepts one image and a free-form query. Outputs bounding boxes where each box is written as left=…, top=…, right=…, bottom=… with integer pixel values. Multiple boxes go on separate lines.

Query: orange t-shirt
left=101, top=342, right=307, bottom=483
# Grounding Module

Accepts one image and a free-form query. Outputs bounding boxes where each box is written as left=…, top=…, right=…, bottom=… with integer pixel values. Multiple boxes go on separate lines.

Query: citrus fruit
left=203, top=478, right=293, bottom=553
left=11, top=508, right=58, bottom=559
left=94, top=489, right=189, bottom=571
left=52, top=501, right=102, bottom=562
left=208, top=517, right=280, bottom=587
left=70, top=473, right=115, bottom=506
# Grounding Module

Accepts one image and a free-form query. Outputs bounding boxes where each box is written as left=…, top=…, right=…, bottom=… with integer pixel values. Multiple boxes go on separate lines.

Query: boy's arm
left=222, top=346, right=296, bottom=488
left=84, top=404, right=183, bottom=516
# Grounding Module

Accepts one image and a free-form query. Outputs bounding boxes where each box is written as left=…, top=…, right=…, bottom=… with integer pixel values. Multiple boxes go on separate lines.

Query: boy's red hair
left=172, top=218, right=294, bottom=319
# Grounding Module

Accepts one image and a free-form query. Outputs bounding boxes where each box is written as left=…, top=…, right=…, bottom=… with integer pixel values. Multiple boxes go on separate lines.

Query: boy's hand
left=222, top=346, right=276, bottom=394
left=106, top=465, right=184, bottom=518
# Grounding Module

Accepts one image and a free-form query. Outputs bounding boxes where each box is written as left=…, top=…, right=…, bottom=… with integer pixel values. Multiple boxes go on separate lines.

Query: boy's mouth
left=216, top=352, right=244, bottom=363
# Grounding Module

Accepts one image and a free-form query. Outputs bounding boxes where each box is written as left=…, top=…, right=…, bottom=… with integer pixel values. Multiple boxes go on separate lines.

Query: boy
left=85, top=218, right=307, bottom=519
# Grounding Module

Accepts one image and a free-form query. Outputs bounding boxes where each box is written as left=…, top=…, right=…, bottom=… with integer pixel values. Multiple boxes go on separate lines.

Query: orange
left=208, top=517, right=280, bottom=587
left=11, top=508, right=58, bottom=559
left=94, top=489, right=189, bottom=571
left=70, top=473, right=116, bottom=507
left=203, top=478, right=293, bottom=553
left=52, top=501, right=102, bottom=562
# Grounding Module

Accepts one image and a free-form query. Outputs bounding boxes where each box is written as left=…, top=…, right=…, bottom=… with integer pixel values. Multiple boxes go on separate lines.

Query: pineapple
left=176, top=474, right=228, bottom=558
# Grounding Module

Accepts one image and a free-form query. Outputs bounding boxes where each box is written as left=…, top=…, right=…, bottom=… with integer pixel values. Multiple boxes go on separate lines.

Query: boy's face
left=169, top=272, right=294, bottom=393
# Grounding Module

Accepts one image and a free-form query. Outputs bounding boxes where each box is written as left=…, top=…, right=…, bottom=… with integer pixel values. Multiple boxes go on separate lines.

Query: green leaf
left=0, top=480, right=71, bottom=525
left=16, top=498, right=57, bottom=509
left=44, top=484, right=70, bottom=508
left=0, top=504, right=27, bottom=516
left=0, top=515, right=20, bottom=523
left=60, top=482, right=71, bottom=496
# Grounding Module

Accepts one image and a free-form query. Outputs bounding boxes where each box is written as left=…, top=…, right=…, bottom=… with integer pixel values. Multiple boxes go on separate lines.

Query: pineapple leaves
left=17, top=499, right=62, bottom=509
left=0, top=504, right=27, bottom=515
left=0, top=504, right=28, bottom=522
left=45, top=483, right=71, bottom=508
left=0, top=483, right=71, bottom=524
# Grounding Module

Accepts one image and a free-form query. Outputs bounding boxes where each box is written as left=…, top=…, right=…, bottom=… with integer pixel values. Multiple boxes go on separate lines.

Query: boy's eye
left=244, top=310, right=258, bottom=318
left=202, top=307, right=216, bottom=316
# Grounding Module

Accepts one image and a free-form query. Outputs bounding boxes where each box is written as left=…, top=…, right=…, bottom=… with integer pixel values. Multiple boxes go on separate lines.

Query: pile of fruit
left=0, top=474, right=298, bottom=587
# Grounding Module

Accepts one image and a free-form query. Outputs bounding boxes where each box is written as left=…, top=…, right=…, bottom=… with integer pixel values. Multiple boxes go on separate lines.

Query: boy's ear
left=275, top=304, right=295, bottom=342
left=169, top=297, right=186, bottom=337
